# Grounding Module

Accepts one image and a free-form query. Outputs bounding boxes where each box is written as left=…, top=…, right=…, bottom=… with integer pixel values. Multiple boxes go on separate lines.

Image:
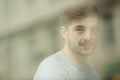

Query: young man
left=34, top=1, right=100, bottom=80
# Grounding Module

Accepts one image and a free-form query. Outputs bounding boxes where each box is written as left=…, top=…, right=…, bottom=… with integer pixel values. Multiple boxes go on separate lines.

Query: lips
left=82, top=45, right=91, bottom=47
left=80, top=43, right=91, bottom=46
left=82, top=46, right=91, bottom=50
left=80, top=44, right=91, bottom=49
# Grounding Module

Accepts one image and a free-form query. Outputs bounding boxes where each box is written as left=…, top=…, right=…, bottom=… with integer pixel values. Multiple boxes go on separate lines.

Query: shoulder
left=40, top=51, right=66, bottom=67
left=34, top=51, right=69, bottom=80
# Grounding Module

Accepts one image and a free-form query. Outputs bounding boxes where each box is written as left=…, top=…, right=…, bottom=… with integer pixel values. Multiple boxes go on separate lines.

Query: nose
left=83, top=30, right=91, bottom=40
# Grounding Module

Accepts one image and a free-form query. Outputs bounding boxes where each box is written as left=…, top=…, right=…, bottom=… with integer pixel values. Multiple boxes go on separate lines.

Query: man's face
left=62, top=16, right=99, bottom=56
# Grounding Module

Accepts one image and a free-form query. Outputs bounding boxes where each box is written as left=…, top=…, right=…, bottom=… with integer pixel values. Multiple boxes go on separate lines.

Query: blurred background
left=0, top=0, right=120, bottom=80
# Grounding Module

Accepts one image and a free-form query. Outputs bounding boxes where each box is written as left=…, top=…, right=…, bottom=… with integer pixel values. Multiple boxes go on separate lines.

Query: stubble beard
left=67, top=39, right=95, bottom=57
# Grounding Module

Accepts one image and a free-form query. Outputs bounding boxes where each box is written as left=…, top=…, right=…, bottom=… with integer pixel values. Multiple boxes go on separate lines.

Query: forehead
left=69, top=16, right=99, bottom=28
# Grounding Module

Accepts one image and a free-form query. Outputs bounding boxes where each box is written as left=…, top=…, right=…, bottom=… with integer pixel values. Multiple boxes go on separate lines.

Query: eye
left=91, top=27, right=98, bottom=33
left=74, top=25, right=85, bottom=33
left=75, top=28, right=84, bottom=31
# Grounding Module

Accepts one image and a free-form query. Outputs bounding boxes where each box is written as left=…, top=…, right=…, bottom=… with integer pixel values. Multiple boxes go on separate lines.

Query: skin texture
left=61, top=15, right=99, bottom=64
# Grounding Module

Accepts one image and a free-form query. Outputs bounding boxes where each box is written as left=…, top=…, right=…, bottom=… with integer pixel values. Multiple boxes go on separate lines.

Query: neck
left=62, top=45, right=87, bottom=64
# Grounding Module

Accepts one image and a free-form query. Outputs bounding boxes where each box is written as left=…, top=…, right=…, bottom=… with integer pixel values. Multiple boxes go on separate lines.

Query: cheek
left=69, top=33, right=79, bottom=44
left=92, top=35, right=98, bottom=43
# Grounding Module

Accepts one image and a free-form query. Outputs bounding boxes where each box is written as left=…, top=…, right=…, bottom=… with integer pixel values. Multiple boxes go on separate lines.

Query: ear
left=60, top=26, right=68, bottom=39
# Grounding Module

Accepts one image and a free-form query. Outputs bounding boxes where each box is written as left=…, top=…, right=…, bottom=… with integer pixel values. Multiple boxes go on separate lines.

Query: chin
left=81, top=50, right=93, bottom=56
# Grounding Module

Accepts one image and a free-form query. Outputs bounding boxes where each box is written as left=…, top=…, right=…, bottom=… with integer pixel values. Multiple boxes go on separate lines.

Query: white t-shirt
left=33, top=51, right=100, bottom=80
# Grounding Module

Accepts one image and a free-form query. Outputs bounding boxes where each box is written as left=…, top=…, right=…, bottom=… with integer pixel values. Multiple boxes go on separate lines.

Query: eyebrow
left=74, top=25, right=84, bottom=29
left=91, top=25, right=99, bottom=30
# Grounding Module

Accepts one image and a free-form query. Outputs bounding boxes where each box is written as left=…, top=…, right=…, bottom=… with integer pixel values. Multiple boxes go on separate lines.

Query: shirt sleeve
left=33, top=61, right=68, bottom=80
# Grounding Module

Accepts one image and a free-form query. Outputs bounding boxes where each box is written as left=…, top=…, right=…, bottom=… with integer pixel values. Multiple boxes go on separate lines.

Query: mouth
left=80, top=44, right=92, bottom=49
left=82, top=45, right=91, bottom=49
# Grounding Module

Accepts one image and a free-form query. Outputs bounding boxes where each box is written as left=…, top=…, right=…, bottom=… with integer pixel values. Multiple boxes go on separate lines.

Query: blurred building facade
left=0, top=0, right=65, bottom=80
